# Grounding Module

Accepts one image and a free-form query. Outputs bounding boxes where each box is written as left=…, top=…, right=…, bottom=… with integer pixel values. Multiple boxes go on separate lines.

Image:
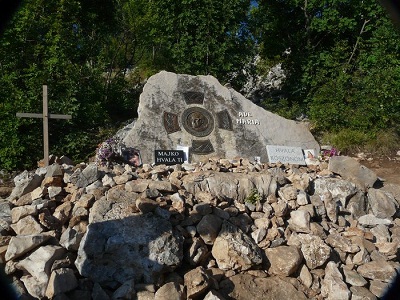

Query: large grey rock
left=123, top=71, right=319, bottom=164
left=367, top=188, right=397, bottom=219
left=321, top=262, right=350, bottom=300
left=358, top=214, right=392, bottom=227
left=16, top=245, right=66, bottom=298
left=76, top=197, right=183, bottom=285
left=182, top=171, right=276, bottom=203
left=196, top=214, right=222, bottom=245
left=328, top=156, right=378, bottom=190
left=342, top=267, right=368, bottom=287
left=350, top=286, right=377, bottom=300
left=219, top=274, right=307, bottom=300
left=7, top=170, right=43, bottom=201
left=0, top=201, right=12, bottom=234
left=347, top=191, right=368, bottom=218
left=294, top=234, right=331, bottom=269
left=5, top=234, right=52, bottom=261
left=75, top=164, right=101, bottom=188
left=59, top=226, right=85, bottom=251
left=212, top=221, right=263, bottom=271
left=380, top=183, right=400, bottom=205
left=357, top=260, right=397, bottom=283
left=45, top=268, right=78, bottom=298
left=264, top=245, right=303, bottom=276
left=314, top=177, right=358, bottom=208
left=288, top=210, right=311, bottom=233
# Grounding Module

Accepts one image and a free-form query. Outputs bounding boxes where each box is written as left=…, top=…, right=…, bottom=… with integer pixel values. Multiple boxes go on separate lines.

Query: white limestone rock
left=5, top=234, right=51, bottom=261
left=123, top=71, right=319, bottom=164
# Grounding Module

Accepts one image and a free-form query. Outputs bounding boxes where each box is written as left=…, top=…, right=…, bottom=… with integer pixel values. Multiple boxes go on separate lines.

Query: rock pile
left=1, top=155, right=400, bottom=299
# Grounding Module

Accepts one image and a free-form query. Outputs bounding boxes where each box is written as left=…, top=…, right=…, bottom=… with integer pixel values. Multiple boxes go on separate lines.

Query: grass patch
left=319, top=128, right=400, bottom=156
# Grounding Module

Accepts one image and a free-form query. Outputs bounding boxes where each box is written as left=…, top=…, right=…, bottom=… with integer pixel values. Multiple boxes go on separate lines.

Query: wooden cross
left=16, top=85, right=72, bottom=167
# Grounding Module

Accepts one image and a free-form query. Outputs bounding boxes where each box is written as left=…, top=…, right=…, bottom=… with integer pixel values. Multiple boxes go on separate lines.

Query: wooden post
left=16, top=85, right=72, bottom=166
left=43, top=85, right=49, bottom=166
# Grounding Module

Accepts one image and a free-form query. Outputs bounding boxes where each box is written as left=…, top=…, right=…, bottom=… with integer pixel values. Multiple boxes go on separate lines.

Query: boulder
left=7, top=170, right=43, bottom=201
left=122, top=71, right=319, bottom=164
left=321, top=262, right=350, bottom=300
left=314, top=177, right=358, bottom=208
left=184, top=266, right=212, bottom=299
left=10, top=215, right=43, bottom=235
left=288, top=210, right=311, bottom=233
left=357, top=260, right=397, bottom=283
left=182, top=171, right=276, bottom=202
left=76, top=203, right=183, bottom=284
left=358, top=214, right=392, bottom=227
left=219, top=274, right=307, bottom=300
left=212, top=221, right=263, bottom=271
left=74, top=164, right=101, bottom=188
left=196, top=214, right=222, bottom=245
left=350, top=286, right=377, bottom=300
left=264, top=245, right=303, bottom=276
left=328, top=156, right=378, bottom=190
left=5, top=234, right=51, bottom=261
left=367, top=188, right=397, bottom=219
left=16, top=245, right=66, bottom=298
left=45, top=268, right=78, bottom=298
left=294, top=234, right=331, bottom=269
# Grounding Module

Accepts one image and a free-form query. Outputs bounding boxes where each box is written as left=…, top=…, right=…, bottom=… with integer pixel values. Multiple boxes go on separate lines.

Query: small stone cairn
left=1, top=154, right=400, bottom=299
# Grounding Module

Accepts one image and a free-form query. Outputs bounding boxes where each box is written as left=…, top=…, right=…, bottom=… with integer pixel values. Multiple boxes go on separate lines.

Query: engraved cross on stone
left=16, top=85, right=72, bottom=166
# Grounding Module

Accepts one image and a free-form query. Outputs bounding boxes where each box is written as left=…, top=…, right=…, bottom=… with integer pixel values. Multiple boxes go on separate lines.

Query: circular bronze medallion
left=181, top=107, right=214, bottom=137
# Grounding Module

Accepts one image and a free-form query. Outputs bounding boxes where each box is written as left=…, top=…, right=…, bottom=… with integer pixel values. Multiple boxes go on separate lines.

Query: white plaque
left=267, top=145, right=306, bottom=165
left=176, top=145, right=189, bottom=163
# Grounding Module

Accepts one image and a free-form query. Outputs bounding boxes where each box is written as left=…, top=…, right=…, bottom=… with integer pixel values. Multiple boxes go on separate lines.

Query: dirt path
left=359, top=157, right=400, bottom=186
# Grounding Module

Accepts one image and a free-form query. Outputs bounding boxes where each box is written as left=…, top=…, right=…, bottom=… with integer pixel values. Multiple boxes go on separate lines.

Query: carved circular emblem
left=181, top=107, right=214, bottom=137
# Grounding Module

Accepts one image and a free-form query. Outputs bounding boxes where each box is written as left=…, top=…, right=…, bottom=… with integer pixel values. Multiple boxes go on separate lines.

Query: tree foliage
left=149, top=0, right=254, bottom=87
left=1, top=0, right=399, bottom=170
left=251, top=0, right=400, bottom=138
left=0, top=0, right=255, bottom=171
left=0, top=0, right=138, bottom=170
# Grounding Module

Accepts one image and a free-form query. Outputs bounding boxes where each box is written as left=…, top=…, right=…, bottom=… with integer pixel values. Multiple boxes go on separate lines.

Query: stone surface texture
left=1, top=155, right=400, bottom=299
left=123, top=71, right=320, bottom=163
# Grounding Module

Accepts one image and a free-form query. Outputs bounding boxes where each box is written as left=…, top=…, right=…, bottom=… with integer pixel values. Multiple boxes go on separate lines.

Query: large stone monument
left=123, top=71, right=320, bottom=164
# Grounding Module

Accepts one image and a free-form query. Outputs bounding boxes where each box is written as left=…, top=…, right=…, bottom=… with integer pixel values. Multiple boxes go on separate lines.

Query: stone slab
left=123, top=71, right=320, bottom=163
left=267, top=145, right=306, bottom=165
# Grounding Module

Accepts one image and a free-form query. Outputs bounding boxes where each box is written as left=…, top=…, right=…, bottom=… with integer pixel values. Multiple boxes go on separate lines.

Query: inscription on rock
left=181, top=107, right=214, bottom=137
left=155, top=150, right=185, bottom=165
left=267, top=145, right=306, bottom=165
left=122, top=71, right=320, bottom=164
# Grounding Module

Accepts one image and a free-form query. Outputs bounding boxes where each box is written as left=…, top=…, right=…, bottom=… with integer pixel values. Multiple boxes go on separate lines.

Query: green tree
left=251, top=0, right=400, bottom=141
left=0, top=0, right=123, bottom=170
left=148, top=0, right=255, bottom=88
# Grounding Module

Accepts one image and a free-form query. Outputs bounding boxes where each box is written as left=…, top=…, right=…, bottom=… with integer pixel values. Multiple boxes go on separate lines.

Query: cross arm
left=16, top=113, right=72, bottom=119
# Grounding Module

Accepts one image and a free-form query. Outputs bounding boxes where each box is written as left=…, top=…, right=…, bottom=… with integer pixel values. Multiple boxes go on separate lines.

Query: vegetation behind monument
left=0, top=0, right=399, bottom=170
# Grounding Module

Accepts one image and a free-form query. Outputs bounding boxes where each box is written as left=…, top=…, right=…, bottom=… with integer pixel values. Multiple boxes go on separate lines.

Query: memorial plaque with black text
left=154, top=150, right=185, bottom=165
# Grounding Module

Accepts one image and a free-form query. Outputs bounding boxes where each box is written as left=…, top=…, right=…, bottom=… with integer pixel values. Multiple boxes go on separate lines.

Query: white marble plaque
left=267, top=145, right=306, bottom=165
left=177, top=145, right=189, bottom=163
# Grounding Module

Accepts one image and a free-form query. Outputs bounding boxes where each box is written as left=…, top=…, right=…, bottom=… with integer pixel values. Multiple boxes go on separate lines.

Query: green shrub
left=320, top=128, right=400, bottom=156
left=245, top=188, right=262, bottom=205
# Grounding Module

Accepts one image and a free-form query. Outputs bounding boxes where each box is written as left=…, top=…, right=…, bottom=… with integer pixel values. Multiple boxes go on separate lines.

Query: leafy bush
left=245, top=188, right=262, bottom=205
